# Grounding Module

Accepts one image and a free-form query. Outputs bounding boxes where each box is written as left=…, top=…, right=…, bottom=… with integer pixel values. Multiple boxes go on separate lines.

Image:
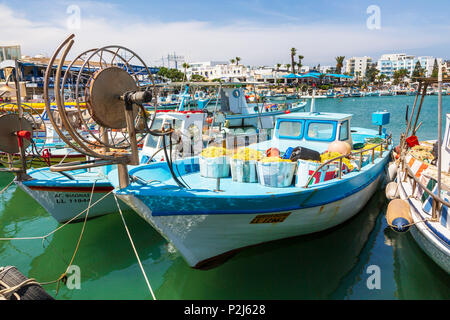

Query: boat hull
left=16, top=182, right=118, bottom=223
left=117, top=165, right=386, bottom=268
left=397, top=174, right=450, bottom=274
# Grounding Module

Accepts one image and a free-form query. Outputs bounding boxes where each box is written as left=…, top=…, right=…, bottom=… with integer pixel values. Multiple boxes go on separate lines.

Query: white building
left=186, top=61, right=249, bottom=81
left=345, top=56, right=373, bottom=79
left=377, top=53, right=442, bottom=78
left=0, top=45, right=21, bottom=63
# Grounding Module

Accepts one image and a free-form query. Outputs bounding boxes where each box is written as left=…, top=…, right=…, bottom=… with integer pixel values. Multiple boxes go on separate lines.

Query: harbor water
left=0, top=95, right=449, bottom=299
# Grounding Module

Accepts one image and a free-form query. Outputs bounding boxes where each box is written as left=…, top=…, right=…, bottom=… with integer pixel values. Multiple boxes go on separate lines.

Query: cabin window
left=305, top=121, right=336, bottom=141
left=339, top=120, right=349, bottom=141
left=145, top=118, right=163, bottom=148
left=277, top=120, right=304, bottom=139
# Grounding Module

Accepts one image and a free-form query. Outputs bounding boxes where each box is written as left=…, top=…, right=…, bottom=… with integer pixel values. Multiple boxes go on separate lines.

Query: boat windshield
left=145, top=118, right=164, bottom=148
left=278, top=121, right=303, bottom=138
left=306, top=122, right=335, bottom=141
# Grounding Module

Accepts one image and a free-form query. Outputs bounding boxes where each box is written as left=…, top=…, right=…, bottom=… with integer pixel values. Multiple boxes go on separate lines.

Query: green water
left=0, top=96, right=449, bottom=300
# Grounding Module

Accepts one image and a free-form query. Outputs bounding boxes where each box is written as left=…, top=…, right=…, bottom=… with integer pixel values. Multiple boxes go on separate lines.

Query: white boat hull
left=16, top=182, right=118, bottom=223
left=118, top=174, right=383, bottom=268
left=397, top=175, right=450, bottom=273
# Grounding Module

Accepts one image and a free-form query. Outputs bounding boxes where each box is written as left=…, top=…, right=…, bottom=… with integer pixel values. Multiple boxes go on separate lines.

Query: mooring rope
left=0, top=180, right=100, bottom=296
left=0, top=188, right=112, bottom=241
left=0, top=277, right=40, bottom=300
left=112, top=194, right=156, bottom=300
left=0, top=179, right=15, bottom=195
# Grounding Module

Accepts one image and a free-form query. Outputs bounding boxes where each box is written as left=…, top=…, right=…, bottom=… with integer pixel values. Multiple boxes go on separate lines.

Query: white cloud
left=1, top=2, right=449, bottom=66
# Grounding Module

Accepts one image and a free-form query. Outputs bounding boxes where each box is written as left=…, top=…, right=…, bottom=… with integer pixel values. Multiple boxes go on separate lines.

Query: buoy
left=327, top=141, right=351, bottom=155
left=387, top=161, right=398, bottom=182
left=386, top=199, right=413, bottom=232
left=385, top=181, right=399, bottom=200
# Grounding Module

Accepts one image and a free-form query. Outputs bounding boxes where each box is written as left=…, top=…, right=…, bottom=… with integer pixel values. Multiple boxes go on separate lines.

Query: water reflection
left=155, top=190, right=387, bottom=299
left=386, top=228, right=450, bottom=299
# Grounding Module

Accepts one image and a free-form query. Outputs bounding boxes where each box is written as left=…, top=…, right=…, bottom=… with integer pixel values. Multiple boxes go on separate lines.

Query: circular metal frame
left=44, top=35, right=158, bottom=166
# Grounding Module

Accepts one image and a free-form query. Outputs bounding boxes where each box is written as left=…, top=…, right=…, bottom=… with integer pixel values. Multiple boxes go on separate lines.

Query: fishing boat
left=216, top=86, right=307, bottom=134
left=41, top=35, right=393, bottom=268
left=109, top=104, right=393, bottom=268
left=386, top=73, right=450, bottom=274
left=350, top=88, right=363, bottom=97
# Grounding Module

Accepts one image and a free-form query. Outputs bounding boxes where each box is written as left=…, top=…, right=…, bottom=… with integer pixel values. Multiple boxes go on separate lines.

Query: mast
left=310, top=84, right=316, bottom=113
left=437, top=63, right=443, bottom=200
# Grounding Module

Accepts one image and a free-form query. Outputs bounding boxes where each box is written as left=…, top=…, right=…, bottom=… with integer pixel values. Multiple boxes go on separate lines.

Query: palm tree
left=230, top=58, right=235, bottom=65
left=235, top=57, right=241, bottom=66
left=290, top=48, right=297, bottom=74
left=182, top=62, right=190, bottom=81
left=297, top=55, right=304, bottom=73
left=335, top=56, right=345, bottom=74
left=286, top=63, right=291, bottom=72
left=276, top=63, right=281, bottom=71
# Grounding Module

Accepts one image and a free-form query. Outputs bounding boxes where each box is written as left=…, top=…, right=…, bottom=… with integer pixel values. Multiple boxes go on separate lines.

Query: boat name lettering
left=250, top=212, right=291, bottom=224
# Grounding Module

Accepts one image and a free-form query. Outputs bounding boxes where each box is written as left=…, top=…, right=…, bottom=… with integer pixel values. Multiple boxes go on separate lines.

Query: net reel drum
left=45, top=34, right=157, bottom=188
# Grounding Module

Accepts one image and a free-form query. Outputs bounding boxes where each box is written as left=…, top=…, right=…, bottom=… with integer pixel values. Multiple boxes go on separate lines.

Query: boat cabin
left=255, top=112, right=353, bottom=153
left=140, top=111, right=205, bottom=163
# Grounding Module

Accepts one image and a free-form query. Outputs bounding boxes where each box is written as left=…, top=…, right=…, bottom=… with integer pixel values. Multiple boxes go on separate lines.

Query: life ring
left=232, top=89, right=240, bottom=98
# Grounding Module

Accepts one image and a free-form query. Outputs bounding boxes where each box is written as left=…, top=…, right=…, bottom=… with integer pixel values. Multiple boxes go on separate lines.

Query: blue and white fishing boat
left=206, top=86, right=307, bottom=135
left=109, top=103, right=393, bottom=268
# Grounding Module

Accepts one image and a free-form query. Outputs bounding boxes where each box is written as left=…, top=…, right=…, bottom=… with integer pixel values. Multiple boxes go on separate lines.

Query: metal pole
left=14, top=59, right=27, bottom=174
left=437, top=63, right=443, bottom=202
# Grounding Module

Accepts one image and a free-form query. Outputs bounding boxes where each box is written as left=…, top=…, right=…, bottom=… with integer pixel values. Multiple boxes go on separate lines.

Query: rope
left=38, top=180, right=96, bottom=295
left=0, top=188, right=113, bottom=241
left=0, top=277, right=40, bottom=300
left=57, top=149, right=73, bottom=166
left=0, top=180, right=101, bottom=296
left=0, top=179, right=15, bottom=195
left=113, top=194, right=156, bottom=300
left=387, top=217, right=430, bottom=230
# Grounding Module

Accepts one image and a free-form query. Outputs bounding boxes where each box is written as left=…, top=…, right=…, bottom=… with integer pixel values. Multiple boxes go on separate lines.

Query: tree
left=235, top=57, right=241, bottom=66
left=365, top=65, right=379, bottom=83
left=335, top=56, right=345, bottom=74
left=412, top=61, right=424, bottom=78
left=276, top=63, right=281, bottom=71
left=290, top=48, right=297, bottom=74
left=190, top=74, right=207, bottom=82
left=157, top=67, right=185, bottom=82
left=230, top=58, right=235, bottom=65
left=286, top=63, right=291, bottom=71
left=297, top=55, right=304, bottom=73
left=182, top=62, right=190, bottom=81
left=431, top=58, right=439, bottom=78
left=393, top=68, right=408, bottom=85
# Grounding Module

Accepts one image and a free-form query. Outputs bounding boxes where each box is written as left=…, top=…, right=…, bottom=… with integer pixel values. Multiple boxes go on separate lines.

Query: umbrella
left=281, top=73, right=302, bottom=79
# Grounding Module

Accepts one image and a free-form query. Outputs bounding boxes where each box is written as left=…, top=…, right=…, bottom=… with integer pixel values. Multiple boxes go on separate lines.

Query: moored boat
left=386, top=72, right=450, bottom=274
left=110, top=109, right=393, bottom=268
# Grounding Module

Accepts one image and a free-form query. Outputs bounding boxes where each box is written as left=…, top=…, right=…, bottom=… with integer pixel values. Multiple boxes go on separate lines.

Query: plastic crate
left=256, top=161, right=296, bottom=188
left=230, top=159, right=258, bottom=183
left=296, top=160, right=338, bottom=187
left=199, top=156, right=230, bottom=178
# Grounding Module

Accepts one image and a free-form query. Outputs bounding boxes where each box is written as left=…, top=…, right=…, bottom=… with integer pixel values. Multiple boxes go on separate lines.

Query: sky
left=1, top=0, right=450, bottom=67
